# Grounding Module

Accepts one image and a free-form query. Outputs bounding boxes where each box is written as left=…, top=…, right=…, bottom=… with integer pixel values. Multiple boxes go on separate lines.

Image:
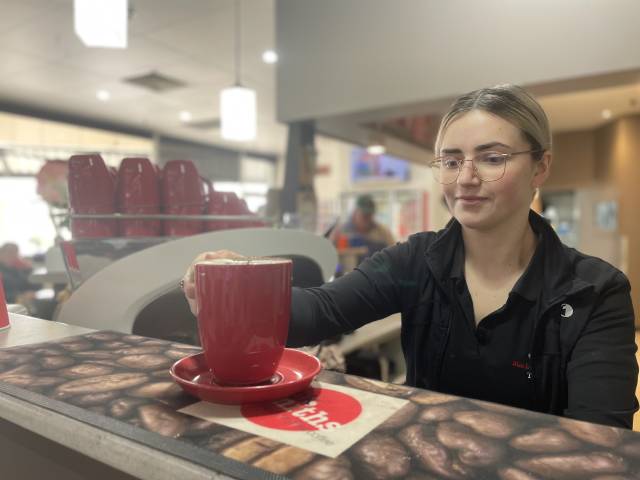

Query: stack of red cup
left=68, top=154, right=118, bottom=238
left=161, top=160, right=204, bottom=236
left=66, top=155, right=266, bottom=239
left=206, top=191, right=234, bottom=231
left=116, top=157, right=161, bottom=237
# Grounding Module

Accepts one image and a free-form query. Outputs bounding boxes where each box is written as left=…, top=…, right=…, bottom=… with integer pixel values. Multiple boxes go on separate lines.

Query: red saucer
left=170, top=348, right=321, bottom=405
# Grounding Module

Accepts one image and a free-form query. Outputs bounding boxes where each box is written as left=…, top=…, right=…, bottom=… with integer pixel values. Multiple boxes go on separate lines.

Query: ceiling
left=539, top=82, right=640, bottom=132
left=0, top=0, right=639, bottom=161
left=0, top=0, right=287, bottom=155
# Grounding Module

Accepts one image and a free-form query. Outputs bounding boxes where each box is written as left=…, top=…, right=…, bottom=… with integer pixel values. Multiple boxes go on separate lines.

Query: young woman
left=182, top=84, right=638, bottom=429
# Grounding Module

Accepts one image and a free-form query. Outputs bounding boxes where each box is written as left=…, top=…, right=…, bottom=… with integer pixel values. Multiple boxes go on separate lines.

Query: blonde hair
left=434, top=84, right=551, bottom=160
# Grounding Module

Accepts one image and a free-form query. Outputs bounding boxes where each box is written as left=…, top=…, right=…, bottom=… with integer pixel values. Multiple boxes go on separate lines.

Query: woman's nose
left=457, top=159, right=480, bottom=184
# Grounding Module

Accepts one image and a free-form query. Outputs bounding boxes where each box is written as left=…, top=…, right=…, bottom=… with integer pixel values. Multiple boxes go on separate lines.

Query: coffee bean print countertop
left=1, top=331, right=639, bottom=479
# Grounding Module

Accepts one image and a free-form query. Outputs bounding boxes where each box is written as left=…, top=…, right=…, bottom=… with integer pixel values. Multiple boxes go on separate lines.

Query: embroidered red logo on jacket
left=511, top=360, right=530, bottom=370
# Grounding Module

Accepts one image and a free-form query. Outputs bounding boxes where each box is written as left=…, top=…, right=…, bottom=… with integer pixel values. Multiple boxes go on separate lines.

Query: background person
left=329, top=194, right=395, bottom=272
left=0, top=242, right=37, bottom=305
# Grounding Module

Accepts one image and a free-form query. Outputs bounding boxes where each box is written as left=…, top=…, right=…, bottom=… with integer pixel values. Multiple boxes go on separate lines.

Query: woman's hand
left=181, top=250, right=246, bottom=315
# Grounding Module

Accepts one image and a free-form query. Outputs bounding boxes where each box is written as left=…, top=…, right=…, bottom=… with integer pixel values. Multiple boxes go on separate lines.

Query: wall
left=551, top=116, right=640, bottom=323
left=575, top=186, right=621, bottom=269
left=0, top=112, right=151, bottom=151
left=546, top=130, right=596, bottom=190
left=276, top=0, right=640, bottom=121
left=594, top=115, right=640, bottom=320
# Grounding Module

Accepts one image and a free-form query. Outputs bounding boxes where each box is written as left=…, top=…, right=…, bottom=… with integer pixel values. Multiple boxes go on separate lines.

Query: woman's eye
left=479, top=154, right=504, bottom=165
left=442, top=158, right=460, bottom=169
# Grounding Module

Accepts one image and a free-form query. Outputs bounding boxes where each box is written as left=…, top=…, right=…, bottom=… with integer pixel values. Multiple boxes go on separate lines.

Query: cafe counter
left=1, top=313, right=640, bottom=480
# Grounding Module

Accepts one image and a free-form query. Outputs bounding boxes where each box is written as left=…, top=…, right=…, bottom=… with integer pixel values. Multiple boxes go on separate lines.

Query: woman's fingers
left=182, top=250, right=246, bottom=315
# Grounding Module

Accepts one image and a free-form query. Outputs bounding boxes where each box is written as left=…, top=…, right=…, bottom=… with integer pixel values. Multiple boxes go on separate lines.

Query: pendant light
left=74, top=0, right=128, bottom=49
left=220, top=0, right=257, bottom=141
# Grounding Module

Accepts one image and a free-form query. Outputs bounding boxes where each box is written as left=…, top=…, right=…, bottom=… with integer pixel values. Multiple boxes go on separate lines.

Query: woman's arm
left=565, top=271, right=639, bottom=429
left=181, top=241, right=419, bottom=350
left=287, top=240, right=414, bottom=347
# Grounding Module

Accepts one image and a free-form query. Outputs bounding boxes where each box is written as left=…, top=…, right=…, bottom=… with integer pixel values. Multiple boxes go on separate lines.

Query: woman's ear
left=532, top=151, right=552, bottom=189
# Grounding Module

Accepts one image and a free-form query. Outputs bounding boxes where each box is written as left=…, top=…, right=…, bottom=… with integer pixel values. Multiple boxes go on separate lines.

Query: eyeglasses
left=429, top=149, right=541, bottom=184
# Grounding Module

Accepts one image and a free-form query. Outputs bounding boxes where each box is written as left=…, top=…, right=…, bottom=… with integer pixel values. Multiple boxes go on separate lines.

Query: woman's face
left=438, top=109, right=550, bottom=232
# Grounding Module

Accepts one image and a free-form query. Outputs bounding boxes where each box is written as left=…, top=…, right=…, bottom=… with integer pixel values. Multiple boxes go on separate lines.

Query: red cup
left=161, top=160, right=204, bottom=236
left=206, top=191, right=234, bottom=231
left=195, top=258, right=292, bottom=385
left=68, top=154, right=117, bottom=238
left=237, top=198, right=268, bottom=228
left=0, top=274, right=10, bottom=330
left=206, top=191, right=267, bottom=231
left=200, top=177, right=212, bottom=206
left=117, top=157, right=161, bottom=237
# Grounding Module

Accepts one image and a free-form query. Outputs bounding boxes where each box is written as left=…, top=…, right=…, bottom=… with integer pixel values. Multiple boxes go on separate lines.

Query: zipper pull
left=526, top=353, right=533, bottom=380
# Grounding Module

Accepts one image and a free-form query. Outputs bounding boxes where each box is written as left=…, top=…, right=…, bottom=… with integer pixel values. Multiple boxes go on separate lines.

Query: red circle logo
left=241, top=388, right=362, bottom=431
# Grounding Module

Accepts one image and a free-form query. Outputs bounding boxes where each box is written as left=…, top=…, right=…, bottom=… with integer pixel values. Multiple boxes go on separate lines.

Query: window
left=0, top=177, right=56, bottom=256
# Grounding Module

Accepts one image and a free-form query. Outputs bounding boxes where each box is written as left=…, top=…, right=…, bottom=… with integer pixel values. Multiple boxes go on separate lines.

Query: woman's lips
left=456, top=196, right=487, bottom=206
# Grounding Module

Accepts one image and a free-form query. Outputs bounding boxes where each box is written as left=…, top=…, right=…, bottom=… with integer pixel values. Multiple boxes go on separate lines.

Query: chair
left=55, top=228, right=337, bottom=341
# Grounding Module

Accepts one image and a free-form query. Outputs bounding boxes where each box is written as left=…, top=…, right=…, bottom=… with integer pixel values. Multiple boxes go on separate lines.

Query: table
left=0, top=314, right=232, bottom=480
left=1, top=313, right=640, bottom=480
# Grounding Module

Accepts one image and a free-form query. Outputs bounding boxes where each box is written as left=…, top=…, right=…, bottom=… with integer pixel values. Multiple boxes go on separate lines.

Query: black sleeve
left=286, top=240, right=416, bottom=347
left=565, top=271, right=639, bottom=429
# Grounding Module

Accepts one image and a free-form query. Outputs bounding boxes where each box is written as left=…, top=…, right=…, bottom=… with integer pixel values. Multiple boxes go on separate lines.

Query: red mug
left=117, top=157, right=161, bottom=237
left=195, top=258, right=292, bottom=385
left=206, top=191, right=234, bottom=231
left=68, top=154, right=117, bottom=238
left=161, top=160, right=204, bottom=236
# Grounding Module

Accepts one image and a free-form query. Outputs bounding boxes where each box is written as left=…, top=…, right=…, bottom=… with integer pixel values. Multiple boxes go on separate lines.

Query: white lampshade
left=74, top=0, right=128, bottom=49
left=220, top=86, right=257, bottom=141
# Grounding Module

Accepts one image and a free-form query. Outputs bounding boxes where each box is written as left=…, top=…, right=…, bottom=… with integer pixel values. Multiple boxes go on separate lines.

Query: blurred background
left=1, top=0, right=640, bottom=391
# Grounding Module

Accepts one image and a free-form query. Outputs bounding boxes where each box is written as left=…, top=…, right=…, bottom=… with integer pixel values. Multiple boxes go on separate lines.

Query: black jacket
left=289, top=211, right=639, bottom=428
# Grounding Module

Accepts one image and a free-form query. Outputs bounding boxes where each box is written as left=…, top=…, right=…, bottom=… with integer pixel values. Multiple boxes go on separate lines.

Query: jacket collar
left=424, top=210, right=594, bottom=309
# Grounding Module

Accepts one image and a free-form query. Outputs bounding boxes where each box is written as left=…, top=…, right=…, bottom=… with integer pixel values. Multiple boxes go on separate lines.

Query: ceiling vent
left=123, top=71, right=186, bottom=92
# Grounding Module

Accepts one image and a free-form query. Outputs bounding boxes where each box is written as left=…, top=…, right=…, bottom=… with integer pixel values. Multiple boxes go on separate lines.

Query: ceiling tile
left=0, top=0, right=284, bottom=155
left=0, top=7, right=86, bottom=61
left=0, top=0, right=47, bottom=33
left=128, top=0, right=226, bottom=35
left=0, top=50, right=47, bottom=76
left=0, top=62, right=106, bottom=93
left=143, top=6, right=235, bottom=71
left=60, top=35, right=188, bottom=80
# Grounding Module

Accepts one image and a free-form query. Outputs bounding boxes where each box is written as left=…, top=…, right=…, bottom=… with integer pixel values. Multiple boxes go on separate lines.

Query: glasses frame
left=429, top=149, right=542, bottom=184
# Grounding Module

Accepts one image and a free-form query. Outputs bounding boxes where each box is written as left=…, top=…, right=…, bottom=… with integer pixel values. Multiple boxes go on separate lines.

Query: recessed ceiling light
left=179, top=111, right=192, bottom=122
left=366, top=144, right=386, bottom=156
left=262, top=50, right=278, bottom=64
left=601, top=109, right=612, bottom=120
left=96, top=89, right=111, bottom=101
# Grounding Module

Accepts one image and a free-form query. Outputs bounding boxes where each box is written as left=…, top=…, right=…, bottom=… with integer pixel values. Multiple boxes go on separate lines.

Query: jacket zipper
left=525, top=294, right=582, bottom=407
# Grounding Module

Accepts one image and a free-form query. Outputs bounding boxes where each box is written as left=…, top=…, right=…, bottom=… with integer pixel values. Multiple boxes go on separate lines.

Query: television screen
left=350, top=148, right=410, bottom=183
